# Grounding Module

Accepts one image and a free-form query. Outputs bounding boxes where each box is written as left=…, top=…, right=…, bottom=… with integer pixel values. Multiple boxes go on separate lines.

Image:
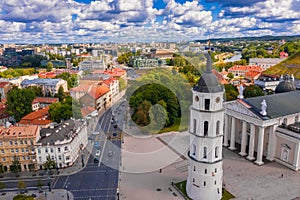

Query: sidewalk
left=1, top=189, right=74, bottom=200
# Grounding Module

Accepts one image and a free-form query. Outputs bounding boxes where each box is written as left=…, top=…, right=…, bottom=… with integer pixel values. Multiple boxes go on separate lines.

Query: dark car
left=94, top=158, right=99, bottom=163
left=31, top=194, right=37, bottom=197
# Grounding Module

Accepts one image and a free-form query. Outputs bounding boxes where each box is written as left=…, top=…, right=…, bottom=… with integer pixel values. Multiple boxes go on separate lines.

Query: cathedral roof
left=193, top=53, right=223, bottom=93
left=275, top=75, right=296, bottom=93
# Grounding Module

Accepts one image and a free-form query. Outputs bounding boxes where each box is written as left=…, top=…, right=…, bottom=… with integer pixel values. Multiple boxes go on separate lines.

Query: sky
left=0, top=0, right=299, bottom=43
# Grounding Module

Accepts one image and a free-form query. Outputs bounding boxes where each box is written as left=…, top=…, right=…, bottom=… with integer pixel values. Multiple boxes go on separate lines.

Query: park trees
left=6, top=87, right=36, bottom=122
left=10, top=156, right=21, bottom=173
left=43, top=155, right=56, bottom=171
left=243, top=85, right=265, bottom=98
left=224, top=84, right=238, bottom=101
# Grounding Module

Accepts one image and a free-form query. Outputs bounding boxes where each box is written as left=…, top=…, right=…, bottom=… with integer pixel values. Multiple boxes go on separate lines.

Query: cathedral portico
left=254, top=126, right=265, bottom=165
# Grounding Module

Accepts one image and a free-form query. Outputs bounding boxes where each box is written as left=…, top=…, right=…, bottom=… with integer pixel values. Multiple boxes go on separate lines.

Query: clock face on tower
left=216, top=97, right=220, bottom=103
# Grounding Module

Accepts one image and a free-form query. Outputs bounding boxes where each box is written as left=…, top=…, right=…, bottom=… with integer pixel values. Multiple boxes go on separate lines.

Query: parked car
left=95, top=150, right=101, bottom=156
left=94, top=158, right=99, bottom=163
left=93, top=131, right=100, bottom=135
left=108, top=151, right=113, bottom=157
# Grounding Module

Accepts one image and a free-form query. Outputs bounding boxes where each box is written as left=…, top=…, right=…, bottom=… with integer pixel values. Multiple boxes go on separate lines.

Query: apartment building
left=0, top=125, right=40, bottom=172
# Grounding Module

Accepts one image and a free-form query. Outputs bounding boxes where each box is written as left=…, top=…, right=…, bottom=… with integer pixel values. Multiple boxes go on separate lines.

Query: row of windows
left=2, top=156, right=34, bottom=162
left=193, top=120, right=220, bottom=136
left=37, top=146, right=69, bottom=154
left=192, top=145, right=219, bottom=159
left=192, top=178, right=220, bottom=193
left=0, top=140, right=34, bottom=146
left=1, top=148, right=30, bottom=154
left=193, top=166, right=218, bottom=174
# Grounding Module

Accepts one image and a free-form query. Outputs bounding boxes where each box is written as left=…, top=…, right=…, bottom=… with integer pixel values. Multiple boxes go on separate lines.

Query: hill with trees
left=264, top=50, right=300, bottom=78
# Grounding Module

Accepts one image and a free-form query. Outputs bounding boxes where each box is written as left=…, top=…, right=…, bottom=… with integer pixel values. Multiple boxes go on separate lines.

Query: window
left=282, top=118, right=287, bottom=127
left=39, top=157, right=42, bottom=162
left=2, top=158, right=5, bottom=162
left=26, top=148, right=29, bottom=152
left=20, top=140, right=23, bottom=145
left=215, top=168, right=217, bottom=173
left=65, top=146, right=68, bottom=151
left=9, top=141, right=13, bottom=146
left=45, top=148, right=48, bottom=153
left=295, top=115, right=299, bottom=123
left=215, top=146, right=219, bottom=158
left=193, top=178, right=195, bottom=183
left=38, top=149, right=41, bottom=154
left=205, top=169, right=207, bottom=174
left=217, top=188, right=220, bottom=194
left=14, top=141, right=17, bottom=145
left=205, top=99, right=210, bottom=110
left=1, top=149, right=4, bottom=154
left=51, top=156, right=55, bottom=160
left=22, top=156, right=25, bottom=160
left=215, top=180, right=217, bottom=185
left=193, top=119, right=197, bottom=134
left=50, top=148, right=53, bottom=153
left=66, top=156, right=70, bottom=161
left=193, top=166, right=196, bottom=171
left=216, top=121, right=220, bottom=135
left=30, top=140, right=33, bottom=145
left=193, top=144, right=196, bottom=156
left=57, top=148, right=61, bottom=153
left=204, top=121, right=209, bottom=136
left=15, top=149, right=18, bottom=153
left=204, top=181, right=206, bottom=186
left=58, top=155, right=62, bottom=160
left=282, top=148, right=289, bottom=162
left=0, top=141, right=2, bottom=146
left=24, top=140, right=27, bottom=145
left=11, top=149, right=14, bottom=153
left=203, top=147, right=207, bottom=159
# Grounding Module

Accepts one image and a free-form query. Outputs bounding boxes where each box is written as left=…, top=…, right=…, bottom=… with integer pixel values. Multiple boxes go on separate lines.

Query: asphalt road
left=52, top=101, right=125, bottom=200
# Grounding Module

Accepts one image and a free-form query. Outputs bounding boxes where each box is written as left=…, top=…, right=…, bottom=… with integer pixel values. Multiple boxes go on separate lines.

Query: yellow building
left=0, top=125, right=39, bottom=172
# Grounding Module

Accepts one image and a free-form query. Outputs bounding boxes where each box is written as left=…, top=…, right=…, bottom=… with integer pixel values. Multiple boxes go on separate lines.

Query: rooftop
left=0, top=125, right=39, bottom=138
left=32, top=97, right=59, bottom=104
left=21, top=78, right=64, bottom=86
left=19, top=107, right=52, bottom=125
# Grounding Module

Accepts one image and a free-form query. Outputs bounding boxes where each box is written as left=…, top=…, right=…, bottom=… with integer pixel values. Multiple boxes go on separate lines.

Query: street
left=52, top=101, right=125, bottom=200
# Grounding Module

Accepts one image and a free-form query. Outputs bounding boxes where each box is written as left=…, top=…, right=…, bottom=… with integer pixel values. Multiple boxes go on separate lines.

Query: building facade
left=35, top=119, right=88, bottom=169
left=0, top=125, right=40, bottom=172
left=186, top=54, right=224, bottom=200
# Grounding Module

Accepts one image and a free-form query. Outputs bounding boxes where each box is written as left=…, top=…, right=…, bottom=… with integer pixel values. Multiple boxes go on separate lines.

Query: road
left=52, top=101, right=125, bottom=200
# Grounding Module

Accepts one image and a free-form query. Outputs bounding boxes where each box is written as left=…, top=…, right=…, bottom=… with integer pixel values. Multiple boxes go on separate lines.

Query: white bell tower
left=186, top=52, right=224, bottom=200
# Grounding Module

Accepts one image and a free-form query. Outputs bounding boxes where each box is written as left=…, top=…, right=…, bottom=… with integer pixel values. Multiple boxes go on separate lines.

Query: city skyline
left=0, top=0, right=299, bottom=44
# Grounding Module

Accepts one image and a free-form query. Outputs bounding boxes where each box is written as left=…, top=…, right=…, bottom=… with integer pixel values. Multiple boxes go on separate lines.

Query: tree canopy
left=224, top=84, right=239, bottom=101
left=243, top=85, right=265, bottom=98
left=6, top=87, right=36, bottom=122
left=55, top=72, right=78, bottom=89
left=48, top=96, right=82, bottom=122
left=43, top=155, right=56, bottom=170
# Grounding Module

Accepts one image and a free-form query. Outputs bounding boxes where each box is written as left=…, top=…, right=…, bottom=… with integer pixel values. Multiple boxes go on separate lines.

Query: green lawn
left=159, top=116, right=189, bottom=134
left=174, top=181, right=235, bottom=200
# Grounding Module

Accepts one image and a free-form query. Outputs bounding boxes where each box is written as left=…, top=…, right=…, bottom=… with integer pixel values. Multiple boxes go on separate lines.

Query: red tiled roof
left=0, top=125, right=39, bottom=138
left=0, top=82, right=10, bottom=88
left=19, top=107, right=52, bottom=125
left=70, top=83, right=96, bottom=92
left=88, top=85, right=110, bottom=99
left=100, top=77, right=117, bottom=86
left=245, top=71, right=261, bottom=79
left=228, top=65, right=264, bottom=72
left=32, top=97, right=59, bottom=104
left=212, top=69, right=228, bottom=84
left=93, top=68, right=126, bottom=77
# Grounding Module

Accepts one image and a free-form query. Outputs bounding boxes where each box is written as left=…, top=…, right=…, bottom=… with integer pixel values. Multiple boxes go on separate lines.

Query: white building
left=35, top=119, right=88, bottom=169
left=186, top=53, right=224, bottom=200
left=249, top=58, right=285, bottom=70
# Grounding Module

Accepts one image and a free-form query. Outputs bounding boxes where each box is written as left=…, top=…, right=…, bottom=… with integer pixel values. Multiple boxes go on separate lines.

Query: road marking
left=63, top=175, right=70, bottom=188
left=74, top=195, right=116, bottom=199
left=70, top=188, right=117, bottom=192
left=98, top=138, right=107, bottom=167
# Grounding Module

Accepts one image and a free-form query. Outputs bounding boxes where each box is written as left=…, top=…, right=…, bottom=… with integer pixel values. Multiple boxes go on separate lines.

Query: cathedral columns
left=239, top=121, right=248, bottom=156
left=247, top=124, right=255, bottom=161
left=255, top=126, right=265, bottom=165
left=293, top=143, right=300, bottom=170
left=266, top=125, right=277, bottom=161
left=229, top=117, right=236, bottom=150
left=223, top=114, right=229, bottom=147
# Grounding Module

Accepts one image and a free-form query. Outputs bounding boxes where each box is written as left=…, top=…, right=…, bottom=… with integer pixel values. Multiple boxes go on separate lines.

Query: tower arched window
left=193, top=119, right=197, bottom=134
left=216, top=121, right=220, bottom=135
left=204, top=121, right=209, bottom=136
left=203, top=147, right=207, bottom=159
left=193, top=144, right=196, bottom=156
left=205, top=99, right=210, bottom=110
left=215, top=146, right=219, bottom=158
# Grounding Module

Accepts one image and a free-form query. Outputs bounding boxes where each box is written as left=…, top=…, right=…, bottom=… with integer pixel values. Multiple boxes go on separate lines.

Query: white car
left=95, top=150, right=101, bottom=157
left=93, top=131, right=100, bottom=135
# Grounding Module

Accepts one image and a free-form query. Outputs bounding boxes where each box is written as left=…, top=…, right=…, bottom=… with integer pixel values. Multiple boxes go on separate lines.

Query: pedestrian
left=159, top=169, right=162, bottom=173
left=281, top=173, right=283, bottom=178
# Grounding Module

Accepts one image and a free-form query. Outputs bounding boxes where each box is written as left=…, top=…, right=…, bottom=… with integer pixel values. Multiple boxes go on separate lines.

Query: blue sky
left=0, top=0, right=299, bottom=43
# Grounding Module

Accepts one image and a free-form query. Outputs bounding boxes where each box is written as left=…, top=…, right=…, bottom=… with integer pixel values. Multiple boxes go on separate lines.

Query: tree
left=227, top=73, right=234, bottom=80
left=6, top=87, right=36, bottom=122
left=46, top=62, right=53, bottom=72
left=0, top=182, right=5, bottom=190
left=55, top=86, right=66, bottom=102
left=43, top=155, right=56, bottom=171
left=18, top=180, right=26, bottom=192
left=0, top=163, right=4, bottom=173
left=224, top=84, right=239, bottom=101
left=243, top=85, right=265, bottom=98
left=37, top=180, right=43, bottom=191
left=10, top=156, right=21, bottom=173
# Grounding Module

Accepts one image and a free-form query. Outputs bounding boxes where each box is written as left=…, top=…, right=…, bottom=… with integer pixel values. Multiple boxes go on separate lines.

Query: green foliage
left=43, top=155, right=56, bottom=170
left=227, top=73, right=234, bottom=80
left=10, top=156, right=21, bottom=173
left=49, top=96, right=82, bottom=122
left=18, top=180, right=26, bottom=190
left=6, top=87, right=36, bottom=122
left=0, top=68, right=37, bottom=78
left=119, top=77, right=127, bottom=91
left=55, top=86, right=66, bottom=102
left=27, top=86, right=43, bottom=97
left=117, top=52, right=133, bottom=65
left=0, top=182, right=5, bottom=189
left=243, top=85, right=265, bottom=98
left=264, top=50, right=300, bottom=79
left=46, top=62, right=53, bottom=72
left=0, top=163, right=4, bottom=173
left=55, top=72, right=78, bottom=89
left=278, top=41, right=300, bottom=55
left=224, top=84, right=238, bottom=101
left=214, top=59, right=247, bottom=72
left=21, top=55, right=46, bottom=68
left=13, top=195, right=34, bottom=200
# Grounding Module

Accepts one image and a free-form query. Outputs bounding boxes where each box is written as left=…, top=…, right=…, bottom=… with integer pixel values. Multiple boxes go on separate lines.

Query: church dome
left=193, top=53, right=223, bottom=93
left=275, top=75, right=296, bottom=93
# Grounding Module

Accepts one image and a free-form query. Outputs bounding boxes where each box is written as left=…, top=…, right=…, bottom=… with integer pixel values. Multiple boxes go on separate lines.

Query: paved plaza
left=119, top=131, right=300, bottom=200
